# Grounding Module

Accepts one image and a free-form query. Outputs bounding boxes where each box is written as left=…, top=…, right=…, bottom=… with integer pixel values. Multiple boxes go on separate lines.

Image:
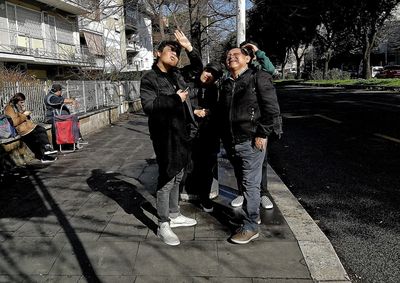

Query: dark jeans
left=21, top=125, right=50, bottom=159
left=225, top=140, right=265, bottom=231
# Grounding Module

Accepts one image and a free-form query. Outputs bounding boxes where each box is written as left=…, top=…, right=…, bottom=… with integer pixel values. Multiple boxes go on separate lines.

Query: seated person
left=44, top=84, right=87, bottom=147
left=4, top=92, right=57, bottom=163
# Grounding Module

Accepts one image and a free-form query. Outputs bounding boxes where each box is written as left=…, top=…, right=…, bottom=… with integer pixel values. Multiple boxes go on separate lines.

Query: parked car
left=371, top=66, right=384, bottom=78
left=375, top=65, right=400, bottom=78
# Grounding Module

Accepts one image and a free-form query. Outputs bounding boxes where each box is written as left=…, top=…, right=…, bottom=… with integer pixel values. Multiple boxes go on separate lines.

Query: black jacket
left=218, top=68, right=282, bottom=145
left=140, top=58, right=200, bottom=187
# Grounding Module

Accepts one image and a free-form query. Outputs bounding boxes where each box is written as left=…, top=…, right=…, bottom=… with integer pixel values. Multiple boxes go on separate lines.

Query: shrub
left=310, top=68, right=351, bottom=80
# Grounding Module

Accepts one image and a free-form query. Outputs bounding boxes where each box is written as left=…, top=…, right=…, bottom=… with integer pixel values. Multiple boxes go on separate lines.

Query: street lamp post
left=237, top=0, right=246, bottom=47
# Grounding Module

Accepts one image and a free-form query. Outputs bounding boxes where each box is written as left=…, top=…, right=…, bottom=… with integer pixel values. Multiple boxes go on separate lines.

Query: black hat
left=51, top=84, right=63, bottom=92
left=204, top=62, right=223, bottom=79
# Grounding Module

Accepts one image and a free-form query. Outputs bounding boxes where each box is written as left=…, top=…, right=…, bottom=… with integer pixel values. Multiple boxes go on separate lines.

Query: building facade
left=0, top=0, right=153, bottom=80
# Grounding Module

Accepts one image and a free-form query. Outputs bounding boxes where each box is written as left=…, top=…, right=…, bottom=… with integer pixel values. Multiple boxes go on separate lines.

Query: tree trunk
left=188, top=0, right=202, bottom=56
left=362, top=30, right=376, bottom=79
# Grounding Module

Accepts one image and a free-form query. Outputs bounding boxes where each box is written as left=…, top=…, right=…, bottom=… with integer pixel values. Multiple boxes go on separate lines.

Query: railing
left=1, top=80, right=140, bottom=123
left=0, top=28, right=97, bottom=66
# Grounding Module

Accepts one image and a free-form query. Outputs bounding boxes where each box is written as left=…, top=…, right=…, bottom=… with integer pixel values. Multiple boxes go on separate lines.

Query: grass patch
left=301, top=79, right=400, bottom=87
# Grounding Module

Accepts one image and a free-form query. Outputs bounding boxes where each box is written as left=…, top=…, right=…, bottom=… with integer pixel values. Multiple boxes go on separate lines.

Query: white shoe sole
left=231, top=232, right=259, bottom=244
left=170, top=221, right=197, bottom=228
left=231, top=201, right=243, bottom=207
left=202, top=206, right=214, bottom=213
left=44, top=150, right=58, bottom=155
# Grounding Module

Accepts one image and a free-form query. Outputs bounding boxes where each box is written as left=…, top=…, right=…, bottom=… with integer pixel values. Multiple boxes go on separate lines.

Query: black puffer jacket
left=218, top=68, right=282, bottom=145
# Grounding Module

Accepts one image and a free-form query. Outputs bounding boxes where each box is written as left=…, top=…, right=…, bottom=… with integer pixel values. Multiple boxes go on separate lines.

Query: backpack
left=0, top=115, right=17, bottom=139
left=250, top=70, right=283, bottom=139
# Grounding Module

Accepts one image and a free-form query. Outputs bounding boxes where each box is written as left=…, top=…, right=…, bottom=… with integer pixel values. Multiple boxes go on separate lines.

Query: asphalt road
left=268, top=85, right=400, bottom=283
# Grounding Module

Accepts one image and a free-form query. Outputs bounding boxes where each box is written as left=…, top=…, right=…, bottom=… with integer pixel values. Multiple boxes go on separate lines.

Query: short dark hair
left=204, top=62, right=223, bottom=80
left=51, top=84, right=63, bottom=92
left=9, top=92, right=26, bottom=105
left=156, top=40, right=182, bottom=56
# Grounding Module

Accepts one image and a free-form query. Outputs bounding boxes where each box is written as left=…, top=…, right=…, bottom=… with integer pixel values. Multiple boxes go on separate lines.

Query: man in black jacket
left=218, top=47, right=282, bottom=244
left=140, top=30, right=202, bottom=246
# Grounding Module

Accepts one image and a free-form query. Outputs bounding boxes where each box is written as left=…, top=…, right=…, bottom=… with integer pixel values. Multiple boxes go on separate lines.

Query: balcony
left=126, top=40, right=140, bottom=53
left=0, top=29, right=96, bottom=67
left=36, top=0, right=94, bottom=15
left=78, top=17, right=104, bottom=34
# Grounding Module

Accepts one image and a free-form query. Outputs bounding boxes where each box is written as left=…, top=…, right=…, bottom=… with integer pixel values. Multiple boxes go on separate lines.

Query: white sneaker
left=261, top=195, right=273, bottom=209
left=157, top=222, right=180, bottom=246
left=169, top=214, right=197, bottom=228
left=231, top=195, right=244, bottom=207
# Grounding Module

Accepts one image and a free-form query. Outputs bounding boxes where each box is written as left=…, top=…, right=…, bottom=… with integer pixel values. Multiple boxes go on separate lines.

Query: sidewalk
left=0, top=112, right=350, bottom=283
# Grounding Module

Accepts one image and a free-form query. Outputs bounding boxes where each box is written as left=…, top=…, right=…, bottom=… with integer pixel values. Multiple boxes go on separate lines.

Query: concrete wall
left=1, top=106, right=120, bottom=169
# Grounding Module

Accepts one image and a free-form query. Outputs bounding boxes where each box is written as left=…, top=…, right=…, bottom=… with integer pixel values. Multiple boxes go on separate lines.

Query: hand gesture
left=254, top=137, right=267, bottom=151
left=177, top=89, right=189, bottom=102
left=242, top=43, right=259, bottom=52
left=23, top=110, right=31, bottom=116
left=194, top=108, right=208, bottom=118
left=174, top=30, right=193, bottom=52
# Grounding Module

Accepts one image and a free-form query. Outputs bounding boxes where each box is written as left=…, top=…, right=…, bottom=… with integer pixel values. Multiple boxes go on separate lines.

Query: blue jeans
left=226, top=140, right=266, bottom=231
left=157, top=169, right=184, bottom=223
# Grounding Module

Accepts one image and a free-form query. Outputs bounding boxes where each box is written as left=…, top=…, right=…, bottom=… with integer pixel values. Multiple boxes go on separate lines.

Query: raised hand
left=174, top=30, right=193, bottom=52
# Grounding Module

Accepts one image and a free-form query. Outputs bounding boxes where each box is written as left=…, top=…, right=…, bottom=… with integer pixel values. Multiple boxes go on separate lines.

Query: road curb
left=267, top=165, right=351, bottom=282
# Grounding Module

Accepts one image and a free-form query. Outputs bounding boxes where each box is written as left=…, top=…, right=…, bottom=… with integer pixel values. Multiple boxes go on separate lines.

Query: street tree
left=347, top=1, right=400, bottom=79
left=248, top=0, right=320, bottom=78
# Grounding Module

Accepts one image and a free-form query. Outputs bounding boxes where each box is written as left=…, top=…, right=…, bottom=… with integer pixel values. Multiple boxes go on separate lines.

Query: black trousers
left=21, top=125, right=50, bottom=159
left=260, top=148, right=268, bottom=196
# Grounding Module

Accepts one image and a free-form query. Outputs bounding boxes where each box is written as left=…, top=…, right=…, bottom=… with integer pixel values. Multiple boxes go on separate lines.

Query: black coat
left=218, top=68, right=282, bottom=145
left=140, top=64, right=198, bottom=188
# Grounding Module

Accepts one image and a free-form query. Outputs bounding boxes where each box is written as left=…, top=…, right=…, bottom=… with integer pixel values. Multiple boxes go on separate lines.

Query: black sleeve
left=255, top=70, right=282, bottom=138
left=180, top=48, right=204, bottom=83
left=140, top=72, right=183, bottom=116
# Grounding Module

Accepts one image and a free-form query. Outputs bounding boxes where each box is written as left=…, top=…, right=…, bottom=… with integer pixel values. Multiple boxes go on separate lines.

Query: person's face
left=17, top=100, right=25, bottom=108
left=200, top=69, right=216, bottom=85
left=157, top=45, right=179, bottom=67
left=226, top=48, right=251, bottom=72
left=55, top=89, right=62, bottom=96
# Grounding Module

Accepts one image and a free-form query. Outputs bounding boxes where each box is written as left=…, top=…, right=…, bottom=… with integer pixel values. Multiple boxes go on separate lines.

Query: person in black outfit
left=140, top=30, right=202, bottom=246
left=186, top=62, right=223, bottom=212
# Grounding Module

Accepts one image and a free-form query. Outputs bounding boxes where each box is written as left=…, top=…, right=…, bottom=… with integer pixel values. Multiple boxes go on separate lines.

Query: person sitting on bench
left=4, top=92, right=57, bottom=163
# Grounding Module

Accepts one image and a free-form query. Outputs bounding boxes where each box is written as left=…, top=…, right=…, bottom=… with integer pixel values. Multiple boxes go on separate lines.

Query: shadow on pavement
left=30, top=171, right=102, bottom=283
left=87, top=169, right=158, bottom=234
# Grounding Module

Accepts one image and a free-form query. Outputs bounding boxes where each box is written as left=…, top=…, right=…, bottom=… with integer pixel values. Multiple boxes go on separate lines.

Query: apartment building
left=0, top=0, right=100, bottom=79
left=0, top=0, right=153, bottom=80
left=123, top=0, right=153, bottom=71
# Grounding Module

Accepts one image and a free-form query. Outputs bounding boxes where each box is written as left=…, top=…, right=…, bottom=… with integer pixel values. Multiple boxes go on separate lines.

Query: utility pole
left=237, top=0, right=246, bottom=47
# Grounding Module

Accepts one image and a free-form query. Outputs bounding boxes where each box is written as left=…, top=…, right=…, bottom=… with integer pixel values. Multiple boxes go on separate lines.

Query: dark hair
left=51, top=84, right=62, bottom=92
left=204, top=62, right=223, bottom=79
left=9, top=92, right=25, bottom=105
left=156, top=40, right=182, bottom=56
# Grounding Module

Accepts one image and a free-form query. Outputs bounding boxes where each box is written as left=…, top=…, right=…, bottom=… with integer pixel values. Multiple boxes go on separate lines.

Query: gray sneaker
left=157, top=222, right=180, bottom=246
left=231, top=195, right=244, bottom=207
left=169, top=214, right=197, bottom=228
left=261, top=195, right=273, bottom=209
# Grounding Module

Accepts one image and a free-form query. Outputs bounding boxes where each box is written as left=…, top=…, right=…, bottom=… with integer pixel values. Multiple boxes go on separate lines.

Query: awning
left=83, top=32, right=105, bottom=56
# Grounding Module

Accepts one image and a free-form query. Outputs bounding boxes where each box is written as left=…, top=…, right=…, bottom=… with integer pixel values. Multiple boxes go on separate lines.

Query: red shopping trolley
left=53, top=108, right=80, bottom=152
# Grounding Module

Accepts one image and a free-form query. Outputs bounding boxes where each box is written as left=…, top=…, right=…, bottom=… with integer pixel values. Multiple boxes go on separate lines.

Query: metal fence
left=0, top=80, right=140, bottom=123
